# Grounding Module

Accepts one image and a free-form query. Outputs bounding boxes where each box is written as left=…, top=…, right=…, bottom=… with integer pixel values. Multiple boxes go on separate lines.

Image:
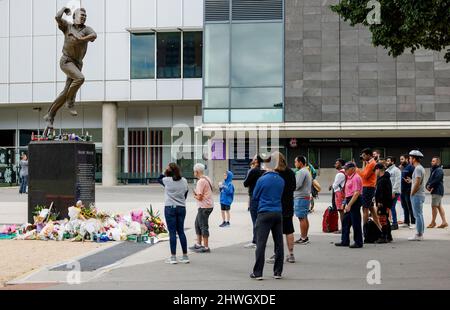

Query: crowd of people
left=332, top=148, right=447, bottom=247
left=157, top=148, right=446, bottom=280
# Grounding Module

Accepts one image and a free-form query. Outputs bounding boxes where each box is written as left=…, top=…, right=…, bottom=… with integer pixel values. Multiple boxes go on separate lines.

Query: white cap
left=409, top=150, right=424, bottom=158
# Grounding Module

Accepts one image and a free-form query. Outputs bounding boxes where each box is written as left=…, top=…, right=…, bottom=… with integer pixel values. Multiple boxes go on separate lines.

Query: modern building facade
left=1, top=0, right=449, bottom=188
left=0, top=0, right=203, bottom=185
left=201, top=0, right=450, bottom=189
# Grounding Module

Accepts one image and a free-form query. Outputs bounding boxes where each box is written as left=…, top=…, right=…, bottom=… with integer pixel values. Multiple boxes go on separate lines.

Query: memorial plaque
left=28, top=141, right=95, bottom=222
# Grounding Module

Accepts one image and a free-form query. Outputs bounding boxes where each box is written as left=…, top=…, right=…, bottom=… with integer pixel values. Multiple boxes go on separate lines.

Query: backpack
left=363, top=218, right=381, bottom=243
left=307, top=164, right=317, bottom=179
left=322, top=206, right=339, bottom=233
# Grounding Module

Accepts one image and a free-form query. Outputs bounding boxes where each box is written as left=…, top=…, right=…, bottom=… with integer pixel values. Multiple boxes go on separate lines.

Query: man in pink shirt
left=190, top=163, right=214, bottom=253
left=335, top=162, right=363, bottom=248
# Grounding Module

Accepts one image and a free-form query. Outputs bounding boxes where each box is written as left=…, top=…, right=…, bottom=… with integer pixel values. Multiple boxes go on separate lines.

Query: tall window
left=442, top=148, right=450, bottom=168
left=130, top=33, right=155, bottom=79
left=231, top=23, right=283, bottom=87
left=308, top=148, right=320, bottom=168
left=157, top=32, right=181, bottom=79
left=203, top=19, right=284, bottom=123
left=183, top=32, right=203, bottom=78
left=130, top=32, right=203, bottom=80
left=340, top=147, right=353, bottom=162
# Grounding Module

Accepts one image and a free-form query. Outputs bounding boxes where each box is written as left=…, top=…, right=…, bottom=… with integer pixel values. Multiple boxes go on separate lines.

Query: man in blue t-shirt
left=250, top=153, right=285, bottom=280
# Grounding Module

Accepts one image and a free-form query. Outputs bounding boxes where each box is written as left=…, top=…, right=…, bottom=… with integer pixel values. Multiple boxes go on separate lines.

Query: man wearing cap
left=356, top=148, right=382, bottom=235
left=374, top=163, right=393, bottom=243
left=408, top=150, right=426, bottom=241
left=335, top=162, right=363, bottom=248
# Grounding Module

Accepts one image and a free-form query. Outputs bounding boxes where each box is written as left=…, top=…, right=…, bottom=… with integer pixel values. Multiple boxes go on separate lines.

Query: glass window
left=131, top=33, right=155, bottom=79
left=441, top=147, right=450, bottom=169
left=231, top=87, right=283, bottom=108
left=204, top=24, right=230, bottom=87
left=157, top=32, right=181, bottom=78
left=183, top=32, right=203, bottom=78
left=340, top=147, right=353, bottom=162
left=308, top=148, right=320, bottom=168
left=203, top=109, right=229, bottom=123
left=231, top=23, right=283, bottom=87
left=230, top=109, right=282, bottom=123
left=204, top=88, right=229, bottom=108
left=0, top=130, right=15, bottom=147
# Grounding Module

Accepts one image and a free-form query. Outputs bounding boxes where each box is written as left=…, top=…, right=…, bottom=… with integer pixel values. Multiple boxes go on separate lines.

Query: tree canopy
left=331, top=0, right=450, bottom=62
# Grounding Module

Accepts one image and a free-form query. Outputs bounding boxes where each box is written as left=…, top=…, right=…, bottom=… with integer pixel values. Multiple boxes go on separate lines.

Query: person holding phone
left=157, top=163, right=189, bottom=264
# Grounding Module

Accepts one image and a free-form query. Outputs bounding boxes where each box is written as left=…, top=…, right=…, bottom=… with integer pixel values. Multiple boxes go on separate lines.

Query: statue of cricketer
left=43, top=7, right=97, bottom=136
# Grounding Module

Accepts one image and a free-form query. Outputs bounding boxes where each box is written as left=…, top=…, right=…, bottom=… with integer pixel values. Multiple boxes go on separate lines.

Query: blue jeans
left=249, top=198, right=258, bottom=244
left=19, top=176, right=28, bottom=194
left=391, top=193, right=400, bottom=225
left=401, top=192, right=415, bottom=225
left=411, top=195, right=425, bottom=235
left=164, top=206, right=187, bottom=255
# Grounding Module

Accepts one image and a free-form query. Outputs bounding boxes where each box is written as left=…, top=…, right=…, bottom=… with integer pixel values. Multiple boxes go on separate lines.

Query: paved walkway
left=1, top=186, right=450, bottom=289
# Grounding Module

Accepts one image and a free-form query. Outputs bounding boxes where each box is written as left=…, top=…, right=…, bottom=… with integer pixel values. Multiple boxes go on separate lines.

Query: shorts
left=195, top=208, right=213, bottom=237
left=294, top=198, right=310, bottom=219
left=221, top=204, right=231, bottom=211
left=431, top=194, right=443, bottom=207
left=282, top=215, right=295, bottom=235
left=362, top=187, right=375, bottom=209
left=335, top=191, right=345, bottom=210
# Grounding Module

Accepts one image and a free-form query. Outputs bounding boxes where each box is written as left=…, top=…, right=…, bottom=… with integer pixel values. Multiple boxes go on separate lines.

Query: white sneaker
left=409, top=225, right=416, bottom=230
left=408, top=235, right=423, bottom=241
left=178, top=256, right=190, bottom=264
left=244, top=242, right=257, bottom=249
left=165, top=256, right=178, bottom=264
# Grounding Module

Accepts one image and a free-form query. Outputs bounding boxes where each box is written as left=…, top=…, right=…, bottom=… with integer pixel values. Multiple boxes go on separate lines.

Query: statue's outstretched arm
left=55, top=7, right=70, bottom=31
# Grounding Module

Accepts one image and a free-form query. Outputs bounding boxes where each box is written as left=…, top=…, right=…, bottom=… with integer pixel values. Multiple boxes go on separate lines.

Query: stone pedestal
left=28, top=141, right=96, bottom=222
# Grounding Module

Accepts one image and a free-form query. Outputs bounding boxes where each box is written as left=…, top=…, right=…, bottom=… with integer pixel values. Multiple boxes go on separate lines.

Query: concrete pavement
left=1, top=186, right=450, bottom=289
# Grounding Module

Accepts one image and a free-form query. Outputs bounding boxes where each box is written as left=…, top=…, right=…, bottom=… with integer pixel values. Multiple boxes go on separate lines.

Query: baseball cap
left=343, top=162, right=356, bottom=169
left=409, top=150, right=424, bottom=158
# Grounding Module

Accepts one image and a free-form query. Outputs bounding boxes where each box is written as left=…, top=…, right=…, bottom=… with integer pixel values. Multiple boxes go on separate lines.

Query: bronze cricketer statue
left=43, top=7, right=97, bottom=136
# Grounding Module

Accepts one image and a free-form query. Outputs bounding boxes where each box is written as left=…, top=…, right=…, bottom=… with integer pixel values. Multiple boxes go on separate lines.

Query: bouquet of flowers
left=33, top=205, right=59, bottom=222
left=144, top=205, right=167, bottom=236
left=79, top=202, right=97, bottom=219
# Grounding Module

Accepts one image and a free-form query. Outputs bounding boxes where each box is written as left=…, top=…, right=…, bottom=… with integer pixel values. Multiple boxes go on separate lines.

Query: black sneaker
left=335, top=242, right=349, bottom=247
left=349, top=243, right=363, bottom=248
left=226, top=222, right=230, bottom=227
left=250, top=273, right=263, bottom=281
left=273, top=274, right=282, bottom=279
left=194, top=247, right=211, bottom=253
left=375, top=237, right=388, bottom=244
left=295, top=237, right=310, bottom=245
left=219, top=222, right=227, bottom=227
left=391, top=223, right=399, bottom=230
left=189, top=244, right=203, bottom=250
